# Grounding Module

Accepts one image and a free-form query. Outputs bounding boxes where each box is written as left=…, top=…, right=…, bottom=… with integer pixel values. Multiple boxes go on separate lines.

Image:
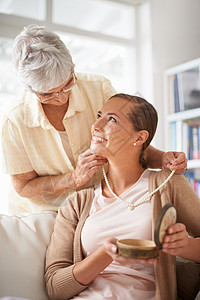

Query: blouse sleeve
left=44, top=199, right=89, bottom=300
left=1, top=118, right=33, bottom=174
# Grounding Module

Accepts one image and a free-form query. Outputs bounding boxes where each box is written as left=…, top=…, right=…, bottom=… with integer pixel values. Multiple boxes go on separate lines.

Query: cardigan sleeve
left=151, top=170, right=200, bottom=236
left=170, top=173, right=200, bottom=237
left=150, top=170, right=200, bottom=300
left=44, top=189, right=94, bottom=300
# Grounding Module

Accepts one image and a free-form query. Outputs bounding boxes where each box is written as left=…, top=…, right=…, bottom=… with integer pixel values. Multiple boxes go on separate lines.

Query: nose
left=92, top=117, right=106, bottom=132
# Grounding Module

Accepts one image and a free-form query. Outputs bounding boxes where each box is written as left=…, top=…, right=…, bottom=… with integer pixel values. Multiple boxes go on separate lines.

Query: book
left=176, top=121, right=182, bottom=151
left=176, top=67, right=200, bottom=111
left=182, top=122, right=190, bottom=159
left=196, top=181, right=200, bottom=197
left=191, top=125, right=200, bottom=159
left=173, top=74, right=180, bottom=113
left=177, top=73, right=185, bottom=111
left=168, top=75, right=175, bottom=114
left=171, top=122, right=177, bottom=149
left=184, top=170, right=195, bottom=187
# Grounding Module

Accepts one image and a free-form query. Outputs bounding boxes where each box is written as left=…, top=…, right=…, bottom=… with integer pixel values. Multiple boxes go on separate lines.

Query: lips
left=92, top=135, right=107, bottom=142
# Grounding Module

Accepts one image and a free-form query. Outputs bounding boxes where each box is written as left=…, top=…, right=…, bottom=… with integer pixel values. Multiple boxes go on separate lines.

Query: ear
left=133, top=130, right=149, bottom=146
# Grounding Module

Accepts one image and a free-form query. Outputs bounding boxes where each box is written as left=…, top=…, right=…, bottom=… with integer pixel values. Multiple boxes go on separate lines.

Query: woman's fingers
left=79, top=149, right=107, bottom=162
left=162, top=223, right=189, bottom=255
left=162, top=151, right=187, bottom=174
left=72, top=150, right=107, bottom=188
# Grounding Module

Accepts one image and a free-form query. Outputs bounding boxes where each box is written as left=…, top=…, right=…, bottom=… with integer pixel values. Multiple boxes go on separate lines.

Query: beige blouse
left=1, top=73, right=116, bottom=213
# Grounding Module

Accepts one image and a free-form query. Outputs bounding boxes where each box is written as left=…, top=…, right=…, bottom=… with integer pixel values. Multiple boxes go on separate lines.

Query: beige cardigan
left=45, top=170, right=200, bottom=300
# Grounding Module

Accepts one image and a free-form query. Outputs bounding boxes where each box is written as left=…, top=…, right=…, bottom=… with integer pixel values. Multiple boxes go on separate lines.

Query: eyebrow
left=97, top=111, right=120, bottom=118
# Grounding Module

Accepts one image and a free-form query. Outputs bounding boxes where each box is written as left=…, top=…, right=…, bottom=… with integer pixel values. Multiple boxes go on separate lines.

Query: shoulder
left=149, top=169, right=187, bottom=187
left=76, top=72, right=116, bottom=101
left=76, top=72, right=111, bottom=83
left=2, top=90, right=28, bottom=124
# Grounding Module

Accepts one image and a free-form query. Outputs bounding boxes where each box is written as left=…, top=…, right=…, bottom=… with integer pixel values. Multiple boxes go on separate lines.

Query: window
left=53, top=0, right=135, bottom=39
left=58, top=32, right=136, bottom=93
left=0, top=0, right=46, bottom=20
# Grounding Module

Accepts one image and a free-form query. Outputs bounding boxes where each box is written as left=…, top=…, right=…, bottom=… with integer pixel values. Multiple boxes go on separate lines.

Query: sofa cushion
left=0, top=212, right=57, bottom=300
left=176, top=256, right=200, bottom=300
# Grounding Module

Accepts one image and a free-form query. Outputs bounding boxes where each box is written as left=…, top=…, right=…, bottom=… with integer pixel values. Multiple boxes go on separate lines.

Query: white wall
left=150, top=0, right=200, bottom=150
left=136, top=2, right=153, bottom=103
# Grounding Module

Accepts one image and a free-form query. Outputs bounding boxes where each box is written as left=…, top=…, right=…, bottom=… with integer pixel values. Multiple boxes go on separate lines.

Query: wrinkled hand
left=103, top=238, right=156, bottom=265
left=162, top=151, right=187, bottom=174
left=72, top=149, right=107, bottom=188
left=162, top=223, right=189, bottom=256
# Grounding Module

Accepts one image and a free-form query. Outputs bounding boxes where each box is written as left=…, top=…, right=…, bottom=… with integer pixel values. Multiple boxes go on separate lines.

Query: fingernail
left=112, top=246, right=117, bottom=253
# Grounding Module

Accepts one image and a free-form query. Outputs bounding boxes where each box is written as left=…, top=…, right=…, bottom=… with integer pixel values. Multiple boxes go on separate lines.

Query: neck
left=42, top=101, right=69, bottom=112
left=42, top=101, right=69, bottom=131
left=103, top=158, right=145, bottom=197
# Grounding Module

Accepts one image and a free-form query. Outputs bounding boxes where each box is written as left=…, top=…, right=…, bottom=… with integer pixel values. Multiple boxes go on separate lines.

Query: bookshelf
left=164, top=58, right=200, bottom=196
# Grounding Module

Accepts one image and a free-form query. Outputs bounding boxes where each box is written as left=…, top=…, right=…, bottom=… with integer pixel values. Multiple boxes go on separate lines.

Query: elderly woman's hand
left=72, top=149, right=107, bottom=188
left=162, top=151, right=187, bottom=174
left=161, top=223, right=189, bottom=256
left=103, top=238, right=156, bottom=265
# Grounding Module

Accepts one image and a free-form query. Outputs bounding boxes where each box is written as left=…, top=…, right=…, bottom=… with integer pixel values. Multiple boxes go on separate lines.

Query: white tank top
left=77, top=169, right=155, bottom=300
left=58, top=130, right=75, bottom=167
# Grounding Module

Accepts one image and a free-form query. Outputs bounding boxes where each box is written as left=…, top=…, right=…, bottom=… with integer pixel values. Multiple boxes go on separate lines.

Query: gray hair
left=12, top=24, right=75, bottom=92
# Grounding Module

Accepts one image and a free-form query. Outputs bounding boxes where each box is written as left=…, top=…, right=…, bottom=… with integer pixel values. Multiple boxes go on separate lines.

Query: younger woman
left=45, top=94, right=200, bottom=300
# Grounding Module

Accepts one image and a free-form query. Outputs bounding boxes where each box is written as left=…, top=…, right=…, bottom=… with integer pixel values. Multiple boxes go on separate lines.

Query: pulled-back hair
left=109, top=93, right=158, bottom=168
left=12, top=24, right=75, bottom=92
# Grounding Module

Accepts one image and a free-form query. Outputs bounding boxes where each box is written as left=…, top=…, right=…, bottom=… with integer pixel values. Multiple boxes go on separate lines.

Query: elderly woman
left=1, top=25, right=187, bottom=214
left=44, top=94, right=200, bottom=300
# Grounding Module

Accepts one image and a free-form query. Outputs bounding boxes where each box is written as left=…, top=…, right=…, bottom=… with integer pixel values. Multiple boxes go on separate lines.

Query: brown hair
left=109, top=93, right=158, bottom=168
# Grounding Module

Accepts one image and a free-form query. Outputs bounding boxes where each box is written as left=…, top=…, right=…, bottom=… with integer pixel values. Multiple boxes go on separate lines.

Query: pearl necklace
left=102, top=166, right=175, bottom=211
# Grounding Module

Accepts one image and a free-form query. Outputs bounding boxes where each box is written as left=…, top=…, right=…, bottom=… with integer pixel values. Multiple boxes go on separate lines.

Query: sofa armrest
left=0, top=212, right=57, bottom=300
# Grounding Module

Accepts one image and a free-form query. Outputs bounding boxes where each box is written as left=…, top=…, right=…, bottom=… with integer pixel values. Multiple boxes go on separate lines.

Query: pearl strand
left=102, top=166, right=175, bottom=211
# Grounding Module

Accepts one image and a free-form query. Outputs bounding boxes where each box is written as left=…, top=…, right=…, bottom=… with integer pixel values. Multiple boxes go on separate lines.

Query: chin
left=90, top=143, right=105, bottom=156
left=90, top=144, right=99, bottom=154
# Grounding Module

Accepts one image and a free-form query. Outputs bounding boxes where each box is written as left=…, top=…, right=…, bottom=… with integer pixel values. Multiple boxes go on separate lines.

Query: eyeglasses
left=35, top=73, right=76, bottom=102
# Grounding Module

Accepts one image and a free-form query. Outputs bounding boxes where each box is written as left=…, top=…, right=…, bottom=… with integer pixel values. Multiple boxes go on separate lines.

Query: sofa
left=0, top=212, right=56, bottom=300
left=0, top=212, right=199, bottom=300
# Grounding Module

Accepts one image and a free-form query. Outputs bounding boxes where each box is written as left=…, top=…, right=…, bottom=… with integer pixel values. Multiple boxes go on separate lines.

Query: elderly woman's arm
left=144, top=145, right=187, bottom=174
left=11, top=149, right=106, bottom=202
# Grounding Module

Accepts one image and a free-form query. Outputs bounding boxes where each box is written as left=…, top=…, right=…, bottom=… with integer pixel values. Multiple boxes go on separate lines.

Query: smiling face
left=90, top=97, right=141, bottom=158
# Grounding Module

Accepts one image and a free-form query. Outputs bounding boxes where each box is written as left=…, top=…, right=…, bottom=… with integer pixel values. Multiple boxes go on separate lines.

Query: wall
left=150, top=0, right=200, bottom=149
left=136, top=2, right=153, bottom=103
